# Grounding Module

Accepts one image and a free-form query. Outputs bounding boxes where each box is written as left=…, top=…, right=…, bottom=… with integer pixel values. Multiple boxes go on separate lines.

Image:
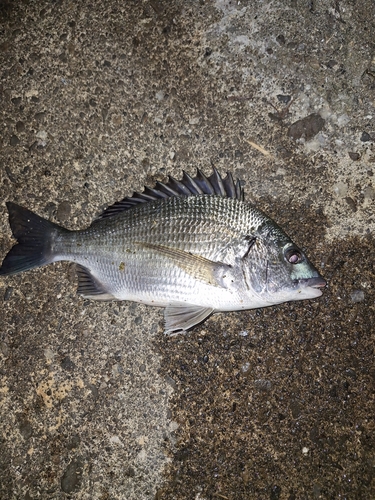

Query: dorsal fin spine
left=95, top=169, right=245, bottom=221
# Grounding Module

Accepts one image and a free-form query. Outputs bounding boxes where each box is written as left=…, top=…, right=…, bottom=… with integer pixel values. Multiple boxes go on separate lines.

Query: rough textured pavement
left=0, top=1, right=374, bottom=499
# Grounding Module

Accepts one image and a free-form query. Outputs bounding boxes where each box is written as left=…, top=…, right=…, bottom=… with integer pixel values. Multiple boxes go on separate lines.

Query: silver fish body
left=0, top=170, right=326, bottom=333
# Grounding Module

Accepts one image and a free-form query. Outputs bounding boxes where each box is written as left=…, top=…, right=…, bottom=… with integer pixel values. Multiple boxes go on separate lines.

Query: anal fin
left=76, top=265, right=116, bottom=300
left=164, top=303, right=214, bottom=335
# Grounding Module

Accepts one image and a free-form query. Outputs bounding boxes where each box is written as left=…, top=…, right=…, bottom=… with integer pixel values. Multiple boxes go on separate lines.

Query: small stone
left=112, top=114, right=123, bottom=127
left=56, top=201, right=71, bottom=222
left=175, top=448, right=190, bottom=461
left=19, top=418, right=33, bottom=439
left=112, top=363, right=123, bottom=377
left=102, top=106, right=109, bottom=121
left=44, top=348, right=55, bottom=362
left=16, top=121, right=25, bottom=133
left=45, top=202, right=56, bottom=217
left=360, top=131, right=372, bottom=142
left=332, top=181, right=348, bottom=197
left=270, top=485, right=282, bottom=500
left=59, top=52, right=67, bottom=63
left=87, top=383, right=99, bottom=399
left=4, top=286, right=13, bottom=300
left=326, top=59, right=337, bottom=68
left=287, top=113, right=325, bottom=140
left=350, top=290, right=365, bottom=303
left=36, top=130, right=47, bottom=140
left=134, top=315, right=142, bottom=325
left=345, top=196, right=357, bottom=212
left=10, top=135, right=20, bottom=146
left=110, top=434, right=123, bottom=445
left=241, top=362, right=250, bottom=373
left=155, top=90, right=165, bottom=101
left=276, top=34, right=285, bottom=45
left=61, top=356, right=75, bottom=371
left=189, top=117, right=200, bottom=125
left=35, top=111, right=46, bottom=121
left=364, top=186, right=375, bottom=199
left=67, top=435, right=81, bottom=450
left=254, top=379, right=272, bottom=392
left=0, top=340, right=9, bottom=357
left=164, top=376, right=177, bottom=390
left=345, top=368, right=357, bottom=380
left=348, top=152, right=360, bottom=161
left=124, top=467, right=135, bottom=477
left=61, top=458, right=84, bottom=493
left=276, top=94, right=291, bottom=104
left=290, top=400, right=301, bottom=418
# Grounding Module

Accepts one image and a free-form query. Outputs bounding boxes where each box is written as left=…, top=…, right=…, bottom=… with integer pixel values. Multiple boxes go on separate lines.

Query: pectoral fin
left=76, top=265, right=116, bottom=300
left=138, top=242, right=231, bottom=287
left=164, top=303, right=214, bottom=335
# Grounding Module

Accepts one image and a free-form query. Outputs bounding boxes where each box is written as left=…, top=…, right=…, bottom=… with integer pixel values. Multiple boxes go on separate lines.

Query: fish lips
left=294, top=276, right=327, bottom=297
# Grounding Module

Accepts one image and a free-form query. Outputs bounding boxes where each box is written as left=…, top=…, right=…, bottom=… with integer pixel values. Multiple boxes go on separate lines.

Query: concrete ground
left=0, top=0, right=374, bottom=498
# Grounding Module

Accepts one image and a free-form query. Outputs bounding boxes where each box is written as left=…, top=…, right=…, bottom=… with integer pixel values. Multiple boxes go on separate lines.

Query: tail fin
left=0, top=202, right=65, bottom=276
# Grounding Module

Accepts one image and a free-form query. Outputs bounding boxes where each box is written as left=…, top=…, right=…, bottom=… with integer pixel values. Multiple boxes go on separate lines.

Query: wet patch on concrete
left=156, top=233, right=375, bottom=499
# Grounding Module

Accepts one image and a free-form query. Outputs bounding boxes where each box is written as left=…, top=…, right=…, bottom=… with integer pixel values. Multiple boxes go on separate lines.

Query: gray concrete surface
left=0, top=0, right=374, bottom=498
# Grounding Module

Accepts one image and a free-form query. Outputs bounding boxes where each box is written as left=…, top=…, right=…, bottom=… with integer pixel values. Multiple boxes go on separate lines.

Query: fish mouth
left=296, top=276, right=327, bottom=289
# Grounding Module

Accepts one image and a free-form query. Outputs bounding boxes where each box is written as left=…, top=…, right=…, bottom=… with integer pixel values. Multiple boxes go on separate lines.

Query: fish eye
left=284, top=247, right=304, bottom=264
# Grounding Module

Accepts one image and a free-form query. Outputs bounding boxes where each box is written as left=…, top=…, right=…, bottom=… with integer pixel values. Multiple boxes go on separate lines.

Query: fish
left=0, top=168, right=326, bottom=334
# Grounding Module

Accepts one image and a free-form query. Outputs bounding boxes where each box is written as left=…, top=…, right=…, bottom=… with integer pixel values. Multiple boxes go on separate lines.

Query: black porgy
left=0, top=169, right=326, bottom=334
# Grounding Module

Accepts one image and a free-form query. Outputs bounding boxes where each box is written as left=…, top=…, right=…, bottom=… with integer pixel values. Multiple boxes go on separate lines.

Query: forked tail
left=0, top=202, right=65, bottom=276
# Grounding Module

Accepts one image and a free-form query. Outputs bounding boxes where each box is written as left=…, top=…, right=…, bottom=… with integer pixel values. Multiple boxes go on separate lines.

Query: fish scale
left=0, top=169, right=326, bottom=334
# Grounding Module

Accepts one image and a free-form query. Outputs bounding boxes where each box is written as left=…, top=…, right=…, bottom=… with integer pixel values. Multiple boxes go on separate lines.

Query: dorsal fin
left=95, top=168, right=245, bottom=221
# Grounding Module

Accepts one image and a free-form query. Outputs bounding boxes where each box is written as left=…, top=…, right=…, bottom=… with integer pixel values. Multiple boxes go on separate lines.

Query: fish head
left=243, top=223, right=326, bottom=305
